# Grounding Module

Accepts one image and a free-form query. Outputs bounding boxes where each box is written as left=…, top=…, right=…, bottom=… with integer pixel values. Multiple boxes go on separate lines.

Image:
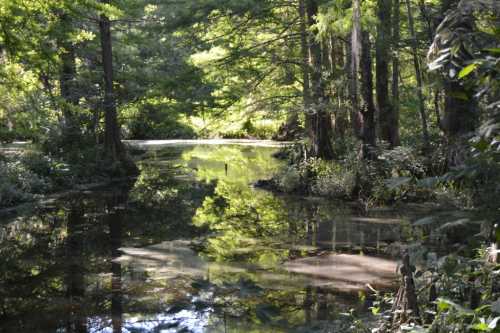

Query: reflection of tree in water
left=65, top=202, right=87, bottom=333
left=105, top=189, right=128, bottom=333
left=190, top=175, right=405, bottom=329
left=0, top=145, right=408, bottom=332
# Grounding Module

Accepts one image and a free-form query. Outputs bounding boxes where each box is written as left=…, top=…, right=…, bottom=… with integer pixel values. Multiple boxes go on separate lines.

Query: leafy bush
left=221, top=119, right=278, bottom=140
left=0, top=147, right=98, bottom=208
left=272, top=156, right=357, bottom=198
left=0, top=154, right=53, bottom=207
left=126, top=103, right=197, bottom=139
left=0, top=127, right=16, bottom=144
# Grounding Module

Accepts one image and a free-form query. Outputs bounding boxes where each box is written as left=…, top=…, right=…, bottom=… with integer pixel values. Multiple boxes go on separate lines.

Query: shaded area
left=0, top=143, right=414, bottom=332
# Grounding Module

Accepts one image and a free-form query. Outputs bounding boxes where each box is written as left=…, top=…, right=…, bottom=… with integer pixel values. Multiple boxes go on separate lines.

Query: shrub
left=0, top=127, right=16, bottom=144
left=126, top=104, right=197, bottom=139
left=0, top=155, right=51, bottom=207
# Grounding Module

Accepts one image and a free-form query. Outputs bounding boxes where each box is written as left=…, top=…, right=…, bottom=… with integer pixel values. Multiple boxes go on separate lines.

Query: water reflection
left=0, top=144, right=410, bottom=332
left=66, top=202, right=87, bottom=333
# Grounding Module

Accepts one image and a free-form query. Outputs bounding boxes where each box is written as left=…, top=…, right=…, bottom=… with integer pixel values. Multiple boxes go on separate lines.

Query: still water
left=0, top=142, right=412, bottom=332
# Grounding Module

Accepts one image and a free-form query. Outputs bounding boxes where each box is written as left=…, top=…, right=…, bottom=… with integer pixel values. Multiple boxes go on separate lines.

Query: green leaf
left=471, top=322, right=490, bottom=331
left=484, top=48, right=500, bottom=54
left=459, top=63, right=478, bottom=79
left=437, top=298, right=474, bottom=315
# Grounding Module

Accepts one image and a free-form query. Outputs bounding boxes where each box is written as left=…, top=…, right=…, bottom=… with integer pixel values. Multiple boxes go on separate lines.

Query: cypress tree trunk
left=351, top=0, right=376, bottom=160
left=391, top=0, right=400, bottom=141
left=377, top=0, right=400, bottom=148
left=405, top=0, right=430, bottom=148
left=360, top=31, right=377, bottom=160
left=332, top=36, right=348, bottom=140
left=99, top=1, right=138, bottom=175
left=299, top=0, right=312, bottom=136
left=306, top=0, right=334, bottom=160
left=350, top=0, right=363, bottom=140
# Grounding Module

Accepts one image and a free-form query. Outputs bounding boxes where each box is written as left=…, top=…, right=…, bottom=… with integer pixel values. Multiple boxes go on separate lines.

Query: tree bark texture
left=391, top=0, right=401, bottom=146
left=377, top=0, right=400, bottom=147
left=360, top=31, right=377, bottom=160
left=306, top=0, right=334, bottom=160
left=406, top=0, right=430, bottom=148
left=99, top=0, right=138, bottom=175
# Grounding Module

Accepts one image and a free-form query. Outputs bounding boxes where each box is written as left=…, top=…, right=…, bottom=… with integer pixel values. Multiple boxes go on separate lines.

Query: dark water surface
left=0, top=143, right=413, bottom=332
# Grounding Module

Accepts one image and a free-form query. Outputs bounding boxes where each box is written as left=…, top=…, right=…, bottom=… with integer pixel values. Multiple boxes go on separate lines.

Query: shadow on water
left=0, top=143, right=416, bottom=332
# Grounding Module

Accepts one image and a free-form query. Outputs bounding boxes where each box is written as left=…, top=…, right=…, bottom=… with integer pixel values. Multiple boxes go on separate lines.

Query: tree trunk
left=360, top=31, right=377, bottom=160
left=439, top=0, right=476, bottom=140
left=438, top=0, right=476, bottom=166
left=442, top=81, right=477, bottom=137
left=391, top=0, right=400, bottom=143
left=351, top=0, right=376, bottom=160
left=306, top=0, right=334, bottom=160
left=350, top=0, right=363, bottom=139
left=377, top=0, right=400, bottom=148
left=99, top=1, right=138, bottom=175
left=332, top=37, right=348, bottom=140
left=405, top=0, right=430, bottom=149
left=299, top=0, right=312, bottom=135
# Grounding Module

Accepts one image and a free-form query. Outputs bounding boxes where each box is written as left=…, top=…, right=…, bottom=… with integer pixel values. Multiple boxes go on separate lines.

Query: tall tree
left=391, top=0, right=400, bottom=140
left=350, top=0, right=363, bottom=140
left=99, top=0, right=137, bottom=175
left=351, top=0, right=377, bottom=159
left=360, top=31, right=377, bottom=160
left=405, top=0, right=430, bottom=148
left=300, top=0, right=312, bottom=138
left=429, top=0, right=477, bottom=166
left=306, top=0, right=334, bottom=159
left=376, top=0, right=400, bottom=147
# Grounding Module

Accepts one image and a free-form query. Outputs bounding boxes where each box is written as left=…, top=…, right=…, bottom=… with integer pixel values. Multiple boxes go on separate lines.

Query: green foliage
left=0, top=152, right=63, bottom=207
left=0, top=127, right=16, bottom=144
left=124, top=101, right=197, bottom=139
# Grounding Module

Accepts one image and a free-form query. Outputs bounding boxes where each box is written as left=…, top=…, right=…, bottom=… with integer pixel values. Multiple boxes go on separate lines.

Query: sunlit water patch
left=0, top=142, right=413, bottom=332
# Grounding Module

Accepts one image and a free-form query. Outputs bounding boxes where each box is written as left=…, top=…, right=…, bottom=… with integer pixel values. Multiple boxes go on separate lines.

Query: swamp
left=0, top=0, right=499, bottom=332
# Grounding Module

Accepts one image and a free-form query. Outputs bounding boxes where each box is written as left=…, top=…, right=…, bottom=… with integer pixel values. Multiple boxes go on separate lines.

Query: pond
left=0, top=141, right=415, bottom=333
